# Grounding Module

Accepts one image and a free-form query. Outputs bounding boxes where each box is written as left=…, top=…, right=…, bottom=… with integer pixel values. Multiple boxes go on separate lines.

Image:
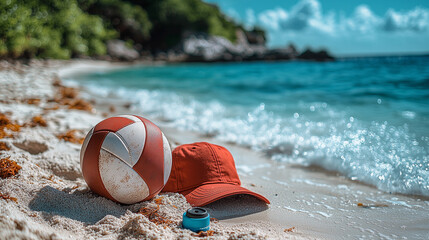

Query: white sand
left=0, top=60, right=304, bottom=240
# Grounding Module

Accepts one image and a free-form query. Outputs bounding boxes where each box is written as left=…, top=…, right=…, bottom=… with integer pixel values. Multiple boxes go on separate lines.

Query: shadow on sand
left=204, top=194, right=268, bottom=220
left=29, top=186, right=126, bottom=224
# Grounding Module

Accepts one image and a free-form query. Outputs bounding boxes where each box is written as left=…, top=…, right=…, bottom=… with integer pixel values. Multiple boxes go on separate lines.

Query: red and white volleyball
left=80, top=115, right=172, bottom=204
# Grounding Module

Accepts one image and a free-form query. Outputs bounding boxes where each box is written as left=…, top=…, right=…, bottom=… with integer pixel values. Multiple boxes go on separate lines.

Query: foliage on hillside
left=0, top=0, right=265, bottom=59
left=77, top=0, right=152, bottom=48
left=141, top=0, right=240, bottom=50
left=0, top=0, right=115, bottom=59
left=80, top=0, right=243, bottom=51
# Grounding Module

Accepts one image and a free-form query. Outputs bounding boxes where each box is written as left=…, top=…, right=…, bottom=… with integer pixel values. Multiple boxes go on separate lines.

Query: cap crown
left=163, top=142, right=241, bottom=192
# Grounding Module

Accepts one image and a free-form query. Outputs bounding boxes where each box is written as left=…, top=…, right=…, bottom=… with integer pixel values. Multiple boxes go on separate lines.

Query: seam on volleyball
left=101, top=130, right=134, bottom=167
left=100, top=146, right=133, bottom=168
left=151, top=185, right=165, bottom=197
left=160, top=133, right=166, bottom=185
left=99, top=149, right=150, bottom=202
left=83, top=131, right=115, bottom=201
left=117, top=115, right=139, bottom=122
left=134, top=116, right=151, bottom=188
left=95, top=119, right=135, bottom=132
left=144, top=117, right=164, bottom=191
left=131, top=115, right=148, bottom=168
left=132, top=115, right=165, bottom=197
left=161, top=133, right=171, bottom=185
left=80, top=127, right=94, bottom=168
left=112, top=130, right=134, bottom=166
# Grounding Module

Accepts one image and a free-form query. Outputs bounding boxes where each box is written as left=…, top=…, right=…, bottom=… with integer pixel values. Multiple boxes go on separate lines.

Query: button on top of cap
left=186, top=207, right=208, bottom=218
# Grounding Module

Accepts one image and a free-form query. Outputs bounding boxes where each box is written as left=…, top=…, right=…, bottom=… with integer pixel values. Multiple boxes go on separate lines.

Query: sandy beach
left=0, top=60, right=306, bottom=239
left=1, top=60, right=428, bottom=240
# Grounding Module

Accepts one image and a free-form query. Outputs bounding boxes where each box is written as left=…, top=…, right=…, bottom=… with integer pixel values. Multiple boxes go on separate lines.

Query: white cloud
left=257, top=0, right=333, bottom=33
left=383, top=7, right=429, bottom=32
left=258, top=8, right=288, bottom=30
left=282, top=0, right=322, bottom=30
left=343, top=5, right=381, bottom=33
left=256, top=0, right=429, bottom=35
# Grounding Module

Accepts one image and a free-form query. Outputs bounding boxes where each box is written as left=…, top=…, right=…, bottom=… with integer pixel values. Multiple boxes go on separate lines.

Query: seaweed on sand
left=0, top=113, right=21, bottom=139
left=0, top=156, right=21, bottom=179
left=56, top=130, right=85, bottom=144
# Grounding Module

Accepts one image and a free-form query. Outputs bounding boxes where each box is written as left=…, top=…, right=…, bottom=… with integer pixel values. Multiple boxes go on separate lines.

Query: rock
left=13, top=140, right=48, bottom=155
left=298, top=49, right=335, bottom=61
left=263, top=48, right=296, bottom=61
left=175, top=32, right=334, bottom=62
left=181, top=33, right=235, bottom=61
left=180, top=32, right=266, bottom=62
left=106, top=40, right=139, bottom=61
left=236, top=30, right=249, bottom=47
left=285, top=44, right=299, bottom=56
left=244, top=30, right=266, bottom=46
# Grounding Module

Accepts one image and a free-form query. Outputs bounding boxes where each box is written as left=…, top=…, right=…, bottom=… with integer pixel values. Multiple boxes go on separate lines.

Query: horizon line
left=336, top=52, right=429, bottom=59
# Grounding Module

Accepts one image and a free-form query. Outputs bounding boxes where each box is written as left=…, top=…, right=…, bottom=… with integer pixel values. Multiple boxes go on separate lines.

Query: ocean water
left=70, top=56, right=429, bottom=197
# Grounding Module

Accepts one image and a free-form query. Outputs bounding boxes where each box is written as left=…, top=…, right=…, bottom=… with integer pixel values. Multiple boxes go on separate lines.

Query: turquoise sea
left=71, top=56, right=429, bottom=197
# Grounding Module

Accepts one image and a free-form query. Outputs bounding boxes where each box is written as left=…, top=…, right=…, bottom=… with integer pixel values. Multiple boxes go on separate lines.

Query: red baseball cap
left=161, top=142, right=270, bottom=206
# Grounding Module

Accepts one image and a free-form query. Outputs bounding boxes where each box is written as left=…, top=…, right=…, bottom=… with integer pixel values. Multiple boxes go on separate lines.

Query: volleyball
left=80, top=115, right=172, bottom=204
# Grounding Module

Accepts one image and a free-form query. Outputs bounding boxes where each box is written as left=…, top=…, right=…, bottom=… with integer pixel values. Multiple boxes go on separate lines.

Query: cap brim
left=181, top=183, right=270, bottom=207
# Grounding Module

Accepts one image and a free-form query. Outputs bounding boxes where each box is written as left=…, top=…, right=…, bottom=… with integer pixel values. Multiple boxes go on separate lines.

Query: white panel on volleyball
left=101, top=132, right=132, bottom=167
left=162, top=133, right=172, bottom=184
left=117, top=115, right=141, bottom=123
left=80, top=127, right=94, bottom=168
left=115, top=121, right=146, bottom=167
left=99, top=149, right=150, bottom=204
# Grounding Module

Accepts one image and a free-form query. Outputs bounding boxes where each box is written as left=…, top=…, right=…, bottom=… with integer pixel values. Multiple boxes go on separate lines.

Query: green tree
left=0, top=0, right=266, bottom=58
left=129, top=0, right=242, bottom=50
left=78, top=0, right=152, bottom=46
left=0, top=0, right=115, bottom=59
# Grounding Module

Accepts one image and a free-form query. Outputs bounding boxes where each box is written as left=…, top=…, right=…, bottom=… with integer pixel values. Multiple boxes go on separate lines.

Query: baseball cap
left=161, top=142, right=270, bottom=206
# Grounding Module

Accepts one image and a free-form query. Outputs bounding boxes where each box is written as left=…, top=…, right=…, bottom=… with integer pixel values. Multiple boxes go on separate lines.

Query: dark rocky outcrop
left=245, top=31, right=266, bottom=45
left=178, top=32, right=264, bottom=62
left=165, top=31, right=334, bottom=63
left=298, top=49, right=335, bottom=62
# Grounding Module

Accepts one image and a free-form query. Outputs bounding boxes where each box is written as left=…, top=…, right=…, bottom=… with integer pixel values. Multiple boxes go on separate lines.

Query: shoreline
left=62, top=60, right=429, bottom=239
left=61, top=60, right=429, bottom=239
left=0, top=60, right=302, bottom=239
left=1, top=60, right=428, bottom=239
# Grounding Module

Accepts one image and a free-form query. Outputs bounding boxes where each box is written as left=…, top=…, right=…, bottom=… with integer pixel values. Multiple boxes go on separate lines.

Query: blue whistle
left=182, top=207, right=210, bottom=232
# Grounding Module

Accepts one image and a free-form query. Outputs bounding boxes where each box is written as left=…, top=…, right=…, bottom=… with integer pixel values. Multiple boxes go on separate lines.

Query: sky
left=204, top=0, right=429, bottom=56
